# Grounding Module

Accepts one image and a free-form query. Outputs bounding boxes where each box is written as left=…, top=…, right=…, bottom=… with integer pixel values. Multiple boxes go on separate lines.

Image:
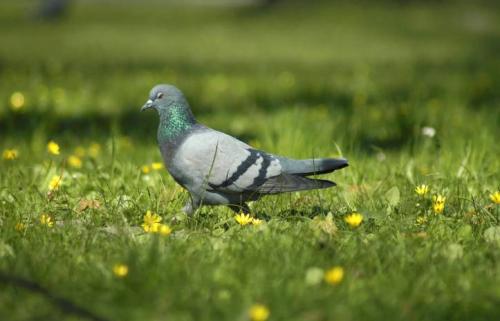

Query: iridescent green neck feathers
left=157, top=103, right=196, bottom=143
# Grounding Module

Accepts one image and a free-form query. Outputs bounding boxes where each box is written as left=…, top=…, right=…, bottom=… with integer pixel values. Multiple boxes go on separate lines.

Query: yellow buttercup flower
left=344, top=212, right=363, bottom=228
left=235, top=213, right=253, bottom=226
left=113, top=264, right=128, bottom=278
left=3, top=149, right=18, bottom=160
left=432, top=195, right=446, bottom=214
left=142, top=210, right=162, bottom=233
left=40, top=213, right=54, bottom=227
left=10, top=91, right=25, bottom=110
left=158, top=224, right=172, bottom=236
left=141, top=165, right=151, bottom=174
left=490, top=191, right=500, bottom=204
left=433, top=195, right=446, bottom=204
left=68, top=155, right=82, bottom=169
left=48, top=175, right=62, bottom=190
left=47, top=141, right=60, bottom=155
left=324, top=266, right=344, bottom=285
left=151, top=162, right=163, bottom=170
left=88, top=143, right=101, bottom=158
left=433, top=202, right=445, bottom=214
left=416, top=216, right=428, bottom=225
left=415, top=184, right=429, bottom=196
left=15, top=222, right=26, bottom=232
left=249, top=304, right=270, bottom=321
left=251, top=218, right=263, bottom=226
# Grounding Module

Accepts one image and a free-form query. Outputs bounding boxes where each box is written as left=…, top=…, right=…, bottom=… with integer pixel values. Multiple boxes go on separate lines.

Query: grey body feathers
left=160, top=127, right=347, bottom=212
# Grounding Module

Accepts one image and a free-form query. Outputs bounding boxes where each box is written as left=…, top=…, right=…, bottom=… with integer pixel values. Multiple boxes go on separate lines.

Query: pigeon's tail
left=257, top=174, right=335, bottom=194
left=277, top=157, right=348, bottom=176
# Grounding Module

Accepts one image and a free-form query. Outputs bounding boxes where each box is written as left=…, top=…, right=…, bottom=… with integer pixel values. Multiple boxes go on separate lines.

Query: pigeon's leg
left=182, top=194, right=201, bottom=215
left=182, top=201, right=195, bottom=215
left=228, top=203, right=250, bottom=214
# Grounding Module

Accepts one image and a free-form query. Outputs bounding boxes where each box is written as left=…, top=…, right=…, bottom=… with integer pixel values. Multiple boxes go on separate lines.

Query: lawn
left=0, top=1, right=499, bottom=321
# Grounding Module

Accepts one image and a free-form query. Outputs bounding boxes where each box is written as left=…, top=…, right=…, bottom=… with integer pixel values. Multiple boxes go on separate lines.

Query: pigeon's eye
left=156, top=92, right=164, bottom=99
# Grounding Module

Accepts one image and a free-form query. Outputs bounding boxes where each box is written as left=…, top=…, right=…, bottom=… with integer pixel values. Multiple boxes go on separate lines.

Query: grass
left=1, top=1, right=500, bottom=320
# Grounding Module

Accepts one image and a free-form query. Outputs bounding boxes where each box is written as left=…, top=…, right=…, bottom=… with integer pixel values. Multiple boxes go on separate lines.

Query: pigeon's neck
left=157, top=103, right=197, bottom=143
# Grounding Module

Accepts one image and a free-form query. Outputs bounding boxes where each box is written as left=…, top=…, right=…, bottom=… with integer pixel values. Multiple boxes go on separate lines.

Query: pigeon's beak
left=141, top=99, right=154, bottom=112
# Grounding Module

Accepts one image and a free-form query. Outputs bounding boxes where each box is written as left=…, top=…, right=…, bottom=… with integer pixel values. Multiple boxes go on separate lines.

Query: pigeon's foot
left=182, top=201, right=196, bottom=215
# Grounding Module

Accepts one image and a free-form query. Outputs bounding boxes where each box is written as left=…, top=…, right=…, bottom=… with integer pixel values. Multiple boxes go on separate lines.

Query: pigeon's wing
left=173, top=130, right=283, bottom=193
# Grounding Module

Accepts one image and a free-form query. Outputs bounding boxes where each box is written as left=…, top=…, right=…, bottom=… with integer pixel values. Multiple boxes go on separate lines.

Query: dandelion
left=40, top=213, right=54, bottom=227
left=48, top=175, right=62, bottom=190
left=344, top=212, right=363, bottom=228
left=415, top=184, right=429, bottom=196
left=235, top=213, right=253, bottom=226
left=112, top=264, right=128, bottom=278
left=142, top=210, right=162, bottom=233
left=88, top=143, right=101, bottom=158
left=151, top=162, right=163, bottom=170
left=158, top=224, right=172, bottom=236
left=47, top=141, right=60, bottom=155
left=251, top=218, right=263, bottom=226
left=141, top=165, right=151, bottom=174
left=68, top=155, right=82, bottom=169
left=324, top=266, right=344, bottom=285
left=2, top=149, right=18, bottom=160
left=432, top=195, right=446, bottom=214
left=249, top=304, right=270, bottom=321
left=489, top=191, right=500, bottom=205
left=10, top=91, right=25, bottom=110
left=15, top=222, right=26, bottom=232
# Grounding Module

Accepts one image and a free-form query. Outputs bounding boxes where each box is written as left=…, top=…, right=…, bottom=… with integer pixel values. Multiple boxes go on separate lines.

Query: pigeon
left=141, top=84, right=348, bottom=214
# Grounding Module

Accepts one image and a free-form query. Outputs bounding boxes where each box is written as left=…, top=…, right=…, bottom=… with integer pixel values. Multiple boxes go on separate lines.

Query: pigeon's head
left=141, top=84, right=187, bottom=113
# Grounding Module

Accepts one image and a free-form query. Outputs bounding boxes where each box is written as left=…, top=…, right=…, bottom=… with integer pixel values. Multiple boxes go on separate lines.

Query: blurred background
left=1, top=0, right=499, bottom=157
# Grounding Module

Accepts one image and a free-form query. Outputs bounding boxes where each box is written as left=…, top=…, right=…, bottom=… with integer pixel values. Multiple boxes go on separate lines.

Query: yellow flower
left=142, top=210, right=162, bottom=233
left=88, top=143, right=101, bottom=158
left=48, top=175, right=62, bottom=190
left=15, top=222, right=26, bottom=232
left=141, top=165, right=151, bottom=174
left=490, top=191, right=500, bottom=204
left=416, top=216, right=428, bottom=225
left=251, top=218, right=263, bottom=226
left=235, top=213, right=253, bottom=226
left=113, top=264, right=128, bottom=278
left=158, top=224, right=172, bottom=236
left=47, top=141, right=60, bottom=155
left=432, top=194, right=446, bottom=214
left=40, top=214, right=54, bottom=227
left=3, top=149, right=18, bottom=160
left=415, top=184, right=429, bottom=196
left=344, top=212, right=363, bottom=228
left=249, top=304, right=270, bottom=321
left=433, top=195, right=446, bottom=204
left=10, top=91, right=25, bottom=110
left=68, top=155, right=82, bottom=169
left=433, top=202, right=445, bottom=214
left=74, top=146, right=86, bottom=157
left=151, top=162, right=163, bottom=170
left=324, top=266, right=344, bottom=285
